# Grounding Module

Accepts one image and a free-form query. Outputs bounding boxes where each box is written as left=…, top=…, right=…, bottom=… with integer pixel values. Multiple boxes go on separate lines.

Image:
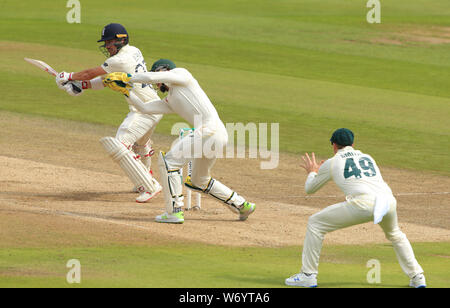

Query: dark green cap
left=150, top=59, right=176, bottom=72
left=330, top=128, right=354, bottom=146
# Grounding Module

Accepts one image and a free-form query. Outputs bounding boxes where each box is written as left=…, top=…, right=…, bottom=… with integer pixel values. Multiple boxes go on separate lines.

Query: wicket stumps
left=179, top=128, right=201, bottom=211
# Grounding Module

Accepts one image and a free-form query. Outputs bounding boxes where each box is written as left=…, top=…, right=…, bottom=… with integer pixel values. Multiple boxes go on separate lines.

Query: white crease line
left=260, top=192, right=450, bottom=199
left=4, top=204, right=156, bottom=232
left=395, top=192, right=450, bottom=196
left=61, top=211, right=154, bottom=231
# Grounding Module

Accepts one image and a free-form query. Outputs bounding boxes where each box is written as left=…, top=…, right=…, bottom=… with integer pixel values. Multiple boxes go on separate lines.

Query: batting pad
left=207, top=179, right=244, bottom=214
left=158, top=151, right=184, bottom=213
left=100, top=137, right=157, bottom=193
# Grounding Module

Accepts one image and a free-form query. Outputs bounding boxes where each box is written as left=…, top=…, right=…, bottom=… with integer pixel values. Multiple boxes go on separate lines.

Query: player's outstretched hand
left=103, top=72, right=133, bottom=97
left=301, top=152, right=324, bottom=174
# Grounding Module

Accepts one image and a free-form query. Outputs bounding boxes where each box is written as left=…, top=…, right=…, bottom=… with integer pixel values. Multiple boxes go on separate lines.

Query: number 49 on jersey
left=344, top=157, right=377, bottom=179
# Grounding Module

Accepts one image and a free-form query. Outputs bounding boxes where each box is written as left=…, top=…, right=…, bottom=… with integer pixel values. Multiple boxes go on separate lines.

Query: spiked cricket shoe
left=285, top=273, right=318, bottom=288
left=155, top=211, right=184, bottom=224
left=409, top=274, right=426, bottom=288
left=239, top=201, right=255, bottom=221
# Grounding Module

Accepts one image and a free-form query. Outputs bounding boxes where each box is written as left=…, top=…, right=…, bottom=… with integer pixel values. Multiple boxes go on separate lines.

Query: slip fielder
left=54, top=23, right=163, bottom=203
left=102, top=59, right=256, bottom=224
left=285, top=128, right=426, bottom=288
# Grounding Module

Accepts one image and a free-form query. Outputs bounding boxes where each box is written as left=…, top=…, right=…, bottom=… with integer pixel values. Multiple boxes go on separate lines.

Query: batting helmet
left=97, top=23, right=129, bottom=43
left=98, top=23, right=129, bottom=57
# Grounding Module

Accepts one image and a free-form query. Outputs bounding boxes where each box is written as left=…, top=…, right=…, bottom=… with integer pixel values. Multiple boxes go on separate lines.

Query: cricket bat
left=24, top=58, right=82, bottom=93
left=24, top=58, right=58, bottom=76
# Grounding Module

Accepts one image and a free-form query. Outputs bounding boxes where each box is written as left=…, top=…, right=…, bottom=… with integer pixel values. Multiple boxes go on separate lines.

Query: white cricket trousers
left=116, top=111, right=162, bottom=170
left=163, top=123, right=245, bottom=212
left=301, top=195, right=424, bottom=278
left=116, top=111, right=162, bottom=148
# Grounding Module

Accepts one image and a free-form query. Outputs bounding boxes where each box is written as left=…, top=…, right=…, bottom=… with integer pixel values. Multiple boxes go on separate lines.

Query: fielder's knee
left=189, top=175, right=211, bottom=191
left=307, top=214, right=327, bottom=238
left=308, top=213, right=320, bottom=228
left=185, top=176, right=212, bottom=193
left=385, top=228, right=406, bottom=243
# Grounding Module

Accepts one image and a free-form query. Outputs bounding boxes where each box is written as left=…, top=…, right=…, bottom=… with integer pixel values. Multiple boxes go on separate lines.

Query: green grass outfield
left=0, top=0, right=449, bottom=173
left=0, top=243, right=449, bottom=288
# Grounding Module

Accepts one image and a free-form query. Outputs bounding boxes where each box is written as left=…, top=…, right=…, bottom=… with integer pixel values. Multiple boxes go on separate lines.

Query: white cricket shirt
left=129, top=68, right=225, bottom=131
left=101, top=45, right=160, bottom=112
left=305, top=146, right=393, bottom=198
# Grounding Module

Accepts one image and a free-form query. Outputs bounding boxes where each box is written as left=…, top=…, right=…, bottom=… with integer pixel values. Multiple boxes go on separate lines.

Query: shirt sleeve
left=304, top=158, right=333, bottom=194
left=101, top=56, right=126, bottom=74
left=130, top=69, right=190, bottom=86
left=128, top=91, right=174, bottom=114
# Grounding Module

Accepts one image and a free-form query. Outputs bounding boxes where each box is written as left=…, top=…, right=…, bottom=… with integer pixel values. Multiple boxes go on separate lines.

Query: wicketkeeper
left=285, top=128, right=426, bottom=288
left=54, top=23, right=163, bottom=203
left=102, top=59, right=256, bottom=224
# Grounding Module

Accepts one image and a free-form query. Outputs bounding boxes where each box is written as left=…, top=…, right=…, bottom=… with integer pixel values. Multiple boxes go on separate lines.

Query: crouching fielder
left=103, top=59, right=255, bottom=224
left=285, top=128, right=425, bottom=288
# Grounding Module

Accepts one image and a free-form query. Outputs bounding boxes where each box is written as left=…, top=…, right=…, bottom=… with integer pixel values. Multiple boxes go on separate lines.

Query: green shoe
left=155, top=211, right=184, bottom=224
left=239, top=202, right=255, bottom=221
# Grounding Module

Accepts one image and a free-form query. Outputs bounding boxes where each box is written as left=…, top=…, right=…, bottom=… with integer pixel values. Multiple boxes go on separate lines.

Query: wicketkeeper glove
left=103, top=72, right=133, bottom=97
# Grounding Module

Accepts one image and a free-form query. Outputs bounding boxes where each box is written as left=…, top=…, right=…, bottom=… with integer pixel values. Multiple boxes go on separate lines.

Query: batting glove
left=56, top=71, right=74, bottom=90
left=64, top=81, right=83, bottom=96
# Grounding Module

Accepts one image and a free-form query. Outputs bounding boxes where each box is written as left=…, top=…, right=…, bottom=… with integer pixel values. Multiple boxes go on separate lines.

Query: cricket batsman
left=54, top=23, right=163, bottom=203
left=102, top=59, right=256, bottom=224
left=285, top=128, right=426, bottom=288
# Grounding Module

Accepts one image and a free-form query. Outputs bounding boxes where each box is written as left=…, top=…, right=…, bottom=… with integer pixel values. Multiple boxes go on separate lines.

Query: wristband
left=90, top=76, right=104, bottom=90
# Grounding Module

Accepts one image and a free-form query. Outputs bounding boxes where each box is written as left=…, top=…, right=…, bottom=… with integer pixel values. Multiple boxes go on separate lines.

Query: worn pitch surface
left=0, top=112, right=449, bottom=248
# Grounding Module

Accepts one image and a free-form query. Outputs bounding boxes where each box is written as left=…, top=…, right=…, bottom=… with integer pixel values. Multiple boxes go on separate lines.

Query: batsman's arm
left=58, top=67, right=107, bottom=91
left=304, top=159, right=332, bottom=194
left=75, top=66, right=107, bottom=91
left=71, top=66, right=107, bottom=81
left=81, top=77, right=105, bottom=90
left=128, top=91, right=174, bottom=114
left=130, top=69, right=190, bottom=86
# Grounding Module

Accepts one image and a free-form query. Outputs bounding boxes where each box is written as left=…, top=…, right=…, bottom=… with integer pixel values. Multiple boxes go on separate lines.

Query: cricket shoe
left=155, top=211, right=184, bottom=224
left=239, top=201, right=255, bottom=221
left=285, top=272, right=318, bottom=288
left=409, top=274, right=426, bottom=288
left=136, top=182, right=163, bottom=203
